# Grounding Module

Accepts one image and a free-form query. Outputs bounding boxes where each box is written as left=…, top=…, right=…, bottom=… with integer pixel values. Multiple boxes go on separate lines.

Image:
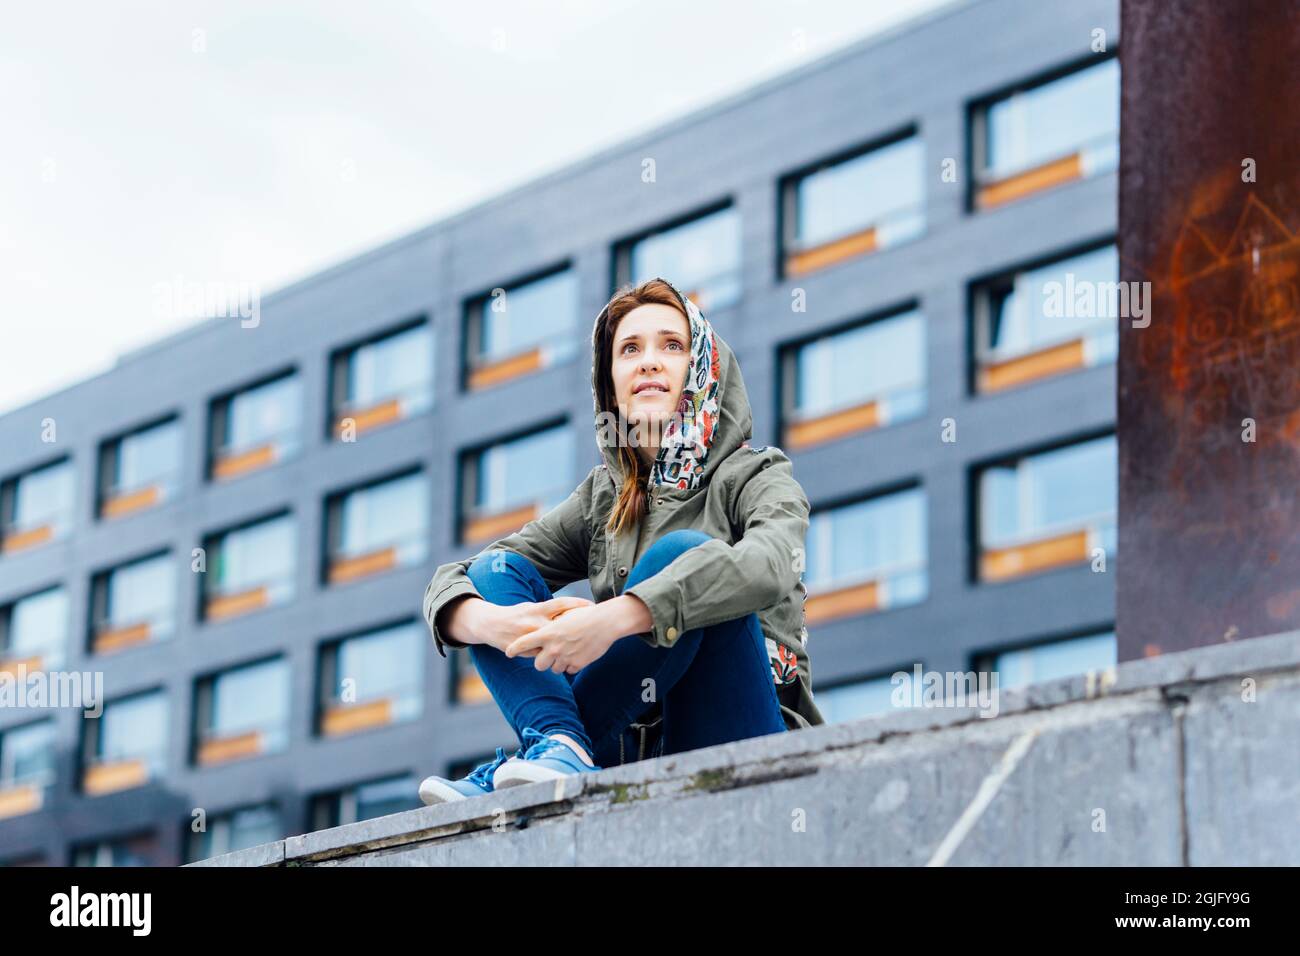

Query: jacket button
left=617, top=566, right=627, bottom=577
left=666, top=626, right=678, bottom=642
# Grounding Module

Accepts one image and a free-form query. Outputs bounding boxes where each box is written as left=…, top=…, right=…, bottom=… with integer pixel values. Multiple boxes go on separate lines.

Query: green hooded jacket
left=422, top=277, right=824, bottom=733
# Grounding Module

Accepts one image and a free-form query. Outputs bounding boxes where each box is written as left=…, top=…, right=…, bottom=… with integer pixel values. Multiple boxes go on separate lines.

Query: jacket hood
left=590, top=277, right=753, bottom=491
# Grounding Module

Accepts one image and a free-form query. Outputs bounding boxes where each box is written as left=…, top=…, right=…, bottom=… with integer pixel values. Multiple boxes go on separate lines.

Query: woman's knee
left=627, top=529, right=714, bottom=589
left=648, top=528, right=712, bottom=560
left=466, top=548, right=545, bottom=600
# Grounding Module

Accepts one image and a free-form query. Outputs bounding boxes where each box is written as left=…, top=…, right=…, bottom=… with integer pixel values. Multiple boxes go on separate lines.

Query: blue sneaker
left=419, top=746, right=519, bottom=805
left=492, top=726, right=602, bottom=789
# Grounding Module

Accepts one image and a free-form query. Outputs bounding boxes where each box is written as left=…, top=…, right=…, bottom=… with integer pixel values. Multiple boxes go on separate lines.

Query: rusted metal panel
left=1119, top=0, right=1300, bottom=659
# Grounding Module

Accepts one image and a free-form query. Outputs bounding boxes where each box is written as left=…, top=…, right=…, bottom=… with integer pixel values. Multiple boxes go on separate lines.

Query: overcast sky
left=0, top=0, right=956, bottom=415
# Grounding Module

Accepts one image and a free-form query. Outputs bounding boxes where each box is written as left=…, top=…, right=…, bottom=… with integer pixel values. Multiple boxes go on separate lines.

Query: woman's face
left=610, top=302, right=691, bottom=458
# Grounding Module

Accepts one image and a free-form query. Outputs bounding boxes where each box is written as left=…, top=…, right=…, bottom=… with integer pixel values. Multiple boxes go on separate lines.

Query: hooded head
left=590, top=277, right=753, bottom=531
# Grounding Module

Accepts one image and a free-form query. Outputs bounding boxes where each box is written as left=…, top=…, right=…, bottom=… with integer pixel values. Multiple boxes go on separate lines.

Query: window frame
left=207, top=367, right=302, bottom=482
left=192, top=655, right=291, bottom=767
left=967, top=52, right=1120, bottom=212
left=611, top=199, right=742, bottom=314
left=970, top=431, right=1118, bottom=584
left=968, top=236, right=1118, bottom=395
left=778, top=301, right=927, bottom=448
left=777, top=125, right=924, bottom=279
left=456, top=418, right=573, bottom=546
left=321, top=466, right=428, bottom=586
left=81, top=688, right=169, bottom=794
left=803, top=480, right=929, bottom=624
left=461, top=263, right=579, bottom=392
left=0, top=584, right=69, bottom=672
left=0, top=456, right=76, bottom=552
left=326, top=316, right=434, bottom=440
left=97, top=413, right=183, bottom=520
left=316, top=617, right=425, bottom=736
left=88, top=549, right=176, bottom=655
left=199, top=509, right=297, bottom=623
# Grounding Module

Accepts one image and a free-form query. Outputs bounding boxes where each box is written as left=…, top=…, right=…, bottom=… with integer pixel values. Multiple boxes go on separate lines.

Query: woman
left=418, top=276, right=823, bottom=804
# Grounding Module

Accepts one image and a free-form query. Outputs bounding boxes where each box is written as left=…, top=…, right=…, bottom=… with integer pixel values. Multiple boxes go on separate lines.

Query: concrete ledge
left=186, top=629, right=1300, bottom=866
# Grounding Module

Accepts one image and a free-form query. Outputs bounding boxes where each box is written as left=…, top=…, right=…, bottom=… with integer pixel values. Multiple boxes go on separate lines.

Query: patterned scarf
left=648, top=286, right=721, bottom=490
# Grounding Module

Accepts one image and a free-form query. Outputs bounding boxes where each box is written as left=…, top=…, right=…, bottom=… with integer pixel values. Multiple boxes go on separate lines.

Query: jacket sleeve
left=421, top=467, right=596, bottom=658
left=623, top=448, right=809, bottom=649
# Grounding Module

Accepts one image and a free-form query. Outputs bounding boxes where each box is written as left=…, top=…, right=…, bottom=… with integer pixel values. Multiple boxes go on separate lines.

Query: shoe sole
left=493, top=761, right=598, bottom=789
left=418, top=778, right=479, bottom=805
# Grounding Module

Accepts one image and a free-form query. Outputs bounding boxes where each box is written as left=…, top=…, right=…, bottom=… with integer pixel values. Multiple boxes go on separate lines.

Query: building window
left=782, top=132, right=925, bottom=277
left=0, top=720, right=55, bottom=821
left=0, top=459, right=75, bottom=555
left=193, top=658, right=290, bottom=767
left=71, top=833, right=159, bottom=867
left=310, top=773, right=420, bottom=830
left=98, top=417, right=182, bottom=520
left=460, top=423, right=574, bottom=546
left=805, top=486, right=927, bottom=625
left=465, top=268, right=580, bottom=391
left=781, top=308, right=926, bottom=450
left=972, top=243, right=1118, bottom=393
left=977, top=434, right=1117, bottom=582
left=89, top=552, right=176, bottom=655
left=201, top=513, right=296, bottom=622
left=318, top=621, right=424, bottom=737
left=972, top=56, right=1119, bottom=210
left=974, top=630, right=1116, bottom=689
left=209, top=372, right=301, bottom=481
left=450, top=646, right=491, bottom=706
left=815, top=671, right=921, bottom=723
left=187, top=803, right=281, bottom=863
left=0, top=586, right=69, bottom=675
left=614, top=205, right=741, bottom=313
left=324, top=471, right=428, bottom=585
left=329, top=321, right=434, bottom=439
left=82, top=690, right=168, bottom=796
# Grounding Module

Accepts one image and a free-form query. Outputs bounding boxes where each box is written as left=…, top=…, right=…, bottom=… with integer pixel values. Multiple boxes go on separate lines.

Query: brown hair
left=594, top=278, right=690, bottom=537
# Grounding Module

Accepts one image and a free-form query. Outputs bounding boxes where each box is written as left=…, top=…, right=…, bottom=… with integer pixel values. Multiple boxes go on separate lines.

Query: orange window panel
left=101, top=485, right=161, bottom=519
left=1, top=524, right=53, bottom=554
left=805, top=579, right=880, bottom=626
left=785, top=225, right=878, bottom=278
left=975, top=152, right=1084, bottom=210
left=334, top=398, right=402, bottom=438
left=457, top=671, right=491, bottom=704
left=978, top=338, right=1086, bottom=393
left=196, top=730, right=263, bottom=767
left=320, top=697, right=394, bottom=736
left=785, top=399, right=881, bottom=450
left=83, top=757, right=149, bottom=796
left=462, top=502, right=539, bottom=546
left=212, top=443, right=275, bottom=480
left=0, top=655, right=42, bottom=678
left=327, top=546, right=397, bottom=585
left=205, top=585, right=270, bottom=621
left=0, top=784, right=43, bottom=820
left=467, top=347, right=544, bottom=391
left=980, top=527, right=1091, bottom=582
left=93, top=622, right=152, bottom=655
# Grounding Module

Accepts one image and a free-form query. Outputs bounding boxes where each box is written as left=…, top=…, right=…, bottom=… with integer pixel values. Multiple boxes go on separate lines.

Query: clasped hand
left=487, top=597, right=617, bottom=675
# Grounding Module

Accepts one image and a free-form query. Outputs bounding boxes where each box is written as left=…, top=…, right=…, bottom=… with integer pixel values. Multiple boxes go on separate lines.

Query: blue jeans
left=466, top=529, right=787, bottom=768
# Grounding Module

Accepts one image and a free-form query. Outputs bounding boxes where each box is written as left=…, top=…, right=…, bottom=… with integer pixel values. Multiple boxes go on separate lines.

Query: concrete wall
left=190, top=630, right=1300, bottom=866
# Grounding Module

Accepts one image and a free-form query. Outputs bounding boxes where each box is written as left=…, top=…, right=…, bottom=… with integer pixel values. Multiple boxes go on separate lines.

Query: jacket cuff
left=423, top=580, right=481, bottom=658
left=623, top=575, right=685, bottom=649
